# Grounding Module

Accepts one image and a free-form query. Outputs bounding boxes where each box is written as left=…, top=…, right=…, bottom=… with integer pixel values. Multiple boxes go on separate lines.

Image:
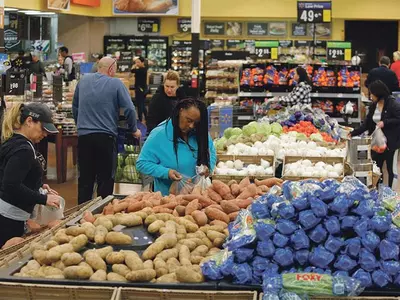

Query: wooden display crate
left=212, top=155, right=275, bottom=183
left=282, top=156, right=345, bottom=181
left=0, top=282, right=117, bottom=300
left=114, top=288, right=257, bottom=300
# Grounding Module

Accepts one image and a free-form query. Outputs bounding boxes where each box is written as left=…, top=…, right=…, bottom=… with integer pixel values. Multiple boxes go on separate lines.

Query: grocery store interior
left=2, top=0, right=400, bottom=299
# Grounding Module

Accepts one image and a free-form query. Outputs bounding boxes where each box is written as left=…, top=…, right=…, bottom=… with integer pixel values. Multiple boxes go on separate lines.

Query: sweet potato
left=191, top=210, right=208, bottom=226
left=102, top=203, right=114, bottom=215
left=229, top=211, right=239, bottom=221
left=127, top=201, right=144, bottom=213
left=158, top=201, right=179, bottom=210
left=152, top=207, right=173, bottom=214
left=212, top=180, right=232, bottom=198
left=255, top=178, right=283, bottom=188
left=48, top=220, right=62, bottom=228
left=82, top=211, right=96, bottom=223
left=191, top=185, right=202, bottom=195
left=238, top=184, right=258, bottom=199
left=27, top=219, right=41, bottom=233
left=209, top=220, right=228, bottom=228
left=258, top=185, right=269, bottom=192
left=1, top=237, right=24, bottom=249
left=208, top=204, right=224, bottom=212
left=205, top=207, right=230, bottom=224
left=238, top=177, right=251, bottom=191
left=220, top=200, right=240, bottom=214
left=113, top=201, right=129, bottom=213
left=230, top=184, right=240, bottom=197
left=235, top=198, right=253, bottom=209
left=185, top=199, right=200, bottom=216
left=207, top=188, right=223, bottom=203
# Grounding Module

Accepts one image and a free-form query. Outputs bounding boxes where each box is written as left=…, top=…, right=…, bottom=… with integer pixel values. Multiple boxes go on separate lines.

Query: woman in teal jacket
left=137, top=98, right=217, bottom=195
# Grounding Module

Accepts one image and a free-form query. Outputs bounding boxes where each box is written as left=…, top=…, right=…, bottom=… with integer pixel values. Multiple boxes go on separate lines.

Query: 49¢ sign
left=297, top=1, right=332, bottom=23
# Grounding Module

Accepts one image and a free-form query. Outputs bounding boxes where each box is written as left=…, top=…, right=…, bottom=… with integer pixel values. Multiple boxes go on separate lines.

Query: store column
left=0, top=0, right=4, bottom=53
left=191, top=0, right=200, bottom=98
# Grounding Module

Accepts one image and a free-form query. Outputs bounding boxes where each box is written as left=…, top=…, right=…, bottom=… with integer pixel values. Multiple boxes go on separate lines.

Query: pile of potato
left=14, top=177, right=282, bottom=283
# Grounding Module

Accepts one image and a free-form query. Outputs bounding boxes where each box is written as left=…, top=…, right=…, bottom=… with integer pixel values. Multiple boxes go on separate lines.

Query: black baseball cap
left=21, top=103, right=59, bottom=134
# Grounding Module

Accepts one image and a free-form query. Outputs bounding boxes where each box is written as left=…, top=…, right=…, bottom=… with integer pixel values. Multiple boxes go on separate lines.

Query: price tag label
left=298, top=1, right=332, bottom=23
left=327, top=42, right=352, bottom=61
left=6, top=73, right=25, bottom=96
left=255, top=41, right=279, bottom=59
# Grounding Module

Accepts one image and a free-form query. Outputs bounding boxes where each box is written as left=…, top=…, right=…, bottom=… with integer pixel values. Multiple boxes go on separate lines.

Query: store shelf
left=238, top=92, right=361, bottom=99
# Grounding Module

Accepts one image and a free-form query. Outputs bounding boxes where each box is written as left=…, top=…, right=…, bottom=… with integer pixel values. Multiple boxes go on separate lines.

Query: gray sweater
left=73, top=73, right=137, bottom=137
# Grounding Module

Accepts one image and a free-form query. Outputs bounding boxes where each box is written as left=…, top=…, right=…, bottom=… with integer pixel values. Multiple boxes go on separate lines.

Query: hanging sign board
left=137, top=18, right=160, bottom=33
left=247, top=22, right=268, bottom=36
left=297, top=1, right=332, bottom=23
left=178, top=18, right=191, bottom=33
left=204, top=22, right=225, bottom=35
left=254, top=41, right=279, bottom=59
left=327, top=41, right=352, bottom=61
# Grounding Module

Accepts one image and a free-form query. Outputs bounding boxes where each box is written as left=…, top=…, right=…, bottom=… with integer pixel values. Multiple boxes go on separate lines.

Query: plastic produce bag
left=370, top=212, right=392, bottom=233
left=354, top=217, right=370, bottom=237
left=334, top=271, right=349, bottom=277
left=257, top=240, right=275, bottom=258
left=295, top=250, right=309, bottom=266
left=309, top=246, right=335, bottom=269
left=359, top=248, right=378, bottom=272
left=381, top=260, right=400, bottom=276
left=309, top=224, right=328, bottom=244
left=224, top=210, right=256, bottom=250
left=334, top=255, right=357, bottom=271
left=324, top=216, right=341, bottom=235
left=386, top=227, right=400, bottom=244
left=325, top=235, right=344, bottom=254
left=273, top=232, right=289, bottom=248
left=277, top=202, right=296, bottom=220
left=262, top=273, right=364, bottom=298
left=352, top=269, right=373, bottom=288
left=234, top=247, right=255, bottom=263
left=276, top=219, right=298, bottom=235
left=361, top=231, right=380, bottom=252
left=251, top=198, right=271, bottom=219
left=232, top=263, right=253, bottom=284
left=371, top=127, right=387, bottom=154
left=372, top=269, right=391, bottom=288
left=299, top=210, right=321, bottom=230
left=292, top=196, right=310, bottom=212
left=170, top=175, right=195, bottom=195
left=310, top=199, right=328, bottom=218
left=378, top=184, right=399, bottom=212
left=291, top=229, right=310, bottom=250
left=252, top=256, right=270, bottom=277
left=273, top=248, right=294, bottom=267
left=394, top=273, right=400, bottom=286
left=352, top=199, right=376, bottom=218
left=31, top=195, right=65, bottom=226
left=201, top=249, right=232, bottom=280
left=343, top=238, right=362, bottom=259
left=329, top=195, right=353, bottom=216
left=341, top=216, right=359, bottom=231
left=379, top=239, right=399, bottom=261
left=254, top=219, right=275, bottom=241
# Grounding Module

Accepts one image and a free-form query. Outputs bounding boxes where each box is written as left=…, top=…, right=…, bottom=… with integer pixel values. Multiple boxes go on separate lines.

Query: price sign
left=137, top=18, right=160, bottom=33
left=297, top=1, right=332, bottom=23
left=178, top=18, right=191, bottom=33
left=255, top=41, right=279, bottom=59
left=327, top=42, right=352, bottom=61
left=6, top=71, right=25, bottom=95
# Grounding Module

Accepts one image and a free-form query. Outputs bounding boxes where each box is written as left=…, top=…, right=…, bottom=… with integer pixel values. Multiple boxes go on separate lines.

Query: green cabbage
left=258, top=123, right=272, bottom=135
left=231, top=127, right=242, bottom=137
left=215, top=137, right=227, bottom=151
left=296, top=133, right=308, bottom=141
left=271, top=122, right=283, bottom=135
left=310, top=133, right=324, bottom=142
left=223, top=128, right=234, bottom=139
left=243, top=123, right=258, bottom=137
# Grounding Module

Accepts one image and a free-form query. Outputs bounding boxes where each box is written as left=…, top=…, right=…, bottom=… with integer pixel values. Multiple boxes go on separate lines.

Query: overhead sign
left=327, top=41, right=352, bottom=61
left=48, top=0, right=70, bottom=10
left=226, top=40, right=245, bottom=50
left=297, top=1, right=332, bottom=23
left=255, top=41, right=279, bottom=60
left=292, top=23, right=307, bottom=36
left=178, top=18, right=191, bottom=33
left=71, top=0, right=100, bottom=6
left=204, top=22, right=225, bottom=35
left=113, top=0, right=179, bottom=15
left=137, top=18, right=160, bottom=33
left=247, top=22, right=268, bottom=36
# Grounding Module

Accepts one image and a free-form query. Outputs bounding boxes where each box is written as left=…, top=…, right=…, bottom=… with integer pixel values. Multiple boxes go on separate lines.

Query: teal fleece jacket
left=137, top=120, right=217, bottom=196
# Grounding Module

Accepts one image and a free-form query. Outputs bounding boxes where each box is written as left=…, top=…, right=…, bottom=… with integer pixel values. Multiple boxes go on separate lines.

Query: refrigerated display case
left=171, top=40, right=192, bottom=82
left=147, top=37, right=168, bottom=73
left=126, top=37, right=146, bottom=58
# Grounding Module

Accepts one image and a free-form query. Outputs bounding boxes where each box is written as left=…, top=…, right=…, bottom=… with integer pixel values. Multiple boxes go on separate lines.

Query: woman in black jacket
left=0, top=103, right=62, bottom=247
left=351, top=80, right=400, bottom=188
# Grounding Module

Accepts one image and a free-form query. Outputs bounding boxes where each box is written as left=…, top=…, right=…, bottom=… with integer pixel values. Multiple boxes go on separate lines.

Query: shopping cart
left=113, top=122, right=153, bottom=196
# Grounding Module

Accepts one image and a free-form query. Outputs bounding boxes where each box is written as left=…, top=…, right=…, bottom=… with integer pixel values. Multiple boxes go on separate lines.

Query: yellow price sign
left=345, top=49, right=352, bottom=61
left=271, top=48, right=278, bottom=60
left=152, top=24, right=158, bottom=33
left=323, top=9, right=331, bottom=22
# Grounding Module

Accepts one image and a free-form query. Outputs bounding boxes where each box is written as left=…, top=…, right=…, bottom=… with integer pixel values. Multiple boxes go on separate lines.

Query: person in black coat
left=351, top=80, right=400, bottom=188
left=365, top=56, right=399, bottom=93
left=146, top=70, right=186, bottom=133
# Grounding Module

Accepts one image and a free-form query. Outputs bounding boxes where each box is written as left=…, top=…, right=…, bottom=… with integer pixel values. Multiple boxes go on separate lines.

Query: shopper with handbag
left=0, top=103, right=61, bottom=247
left=351, top=80, right=400, bottom=188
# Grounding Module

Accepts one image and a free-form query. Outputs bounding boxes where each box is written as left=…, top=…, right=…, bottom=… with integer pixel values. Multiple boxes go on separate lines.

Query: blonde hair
left=394, top=51, right=400, bottom=62
left=164, top=70, right=180, bottom=85
left=2, top=103, right=24, bottom=142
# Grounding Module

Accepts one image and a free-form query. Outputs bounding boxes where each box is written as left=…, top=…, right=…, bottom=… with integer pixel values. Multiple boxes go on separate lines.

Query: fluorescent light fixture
left=4, top=8, right=18, bottom=11
left=25, top=12, right=56, bottom=15
left=18, top=10, right=40, bottom=13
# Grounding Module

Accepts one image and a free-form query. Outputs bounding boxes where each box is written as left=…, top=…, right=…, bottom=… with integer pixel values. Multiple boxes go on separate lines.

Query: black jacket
left=0, top=134, right=46, bottom=213
left=365, top=66, right=399, bottom=93
left=146, top=85, right=186, bottom=133
left=351, top=96, right=400, bottom=151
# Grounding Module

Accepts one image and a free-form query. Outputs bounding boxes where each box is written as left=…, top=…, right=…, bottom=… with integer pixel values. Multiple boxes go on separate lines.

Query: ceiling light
left=25, top=12, right=56, bottom=15
left=4, top=8, right=18, bottom=11
left=18, top=10, right=40, bottom=14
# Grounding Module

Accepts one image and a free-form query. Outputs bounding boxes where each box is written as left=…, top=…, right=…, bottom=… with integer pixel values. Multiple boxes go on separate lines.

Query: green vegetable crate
left=212, top=155, right=275, bottom=183
left=115, top=144, right=142, bottom=184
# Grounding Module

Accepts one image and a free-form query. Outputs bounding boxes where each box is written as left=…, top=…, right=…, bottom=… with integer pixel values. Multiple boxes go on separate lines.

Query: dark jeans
left=0, top=214, right=25, bottom=248
left=372, top=149, right=399, bottom=188
left=78, top=133, right=117, bottom=204
left=135, top=89, right=147, bottom=122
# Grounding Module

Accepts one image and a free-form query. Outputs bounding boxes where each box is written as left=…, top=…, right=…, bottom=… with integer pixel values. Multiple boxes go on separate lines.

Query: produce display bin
left=347, top=137, right=372, bottom=165
left=282, top=155, right=345, bottom=181
left=349, top=163, right=374, bottom=188
left=212, top=155, right=275, bottom=183
left=0, top=282, right=117, bottom=300
left=114, top=287, right=257, bottom=300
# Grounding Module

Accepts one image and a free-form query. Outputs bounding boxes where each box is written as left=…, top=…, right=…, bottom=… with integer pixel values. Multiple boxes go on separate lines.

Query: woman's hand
left=377, top=121, right=385, bottom=129
left=199, top=166, right=210, bottom=177
left=42, top=184, right=58, bottom=195
left=46, top=194, right=61, bottom=209
left=168, top=169, right=182, bottom=181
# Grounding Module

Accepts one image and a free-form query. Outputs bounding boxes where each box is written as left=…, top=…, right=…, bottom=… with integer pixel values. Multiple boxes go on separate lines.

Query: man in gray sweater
left=73, top=57, right=141, bottom=204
